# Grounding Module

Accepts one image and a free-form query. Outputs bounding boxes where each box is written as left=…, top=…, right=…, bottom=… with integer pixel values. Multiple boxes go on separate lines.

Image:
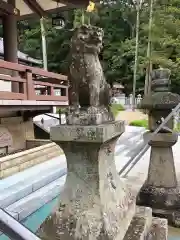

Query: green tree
left=18, top=0, right=180, bottom=94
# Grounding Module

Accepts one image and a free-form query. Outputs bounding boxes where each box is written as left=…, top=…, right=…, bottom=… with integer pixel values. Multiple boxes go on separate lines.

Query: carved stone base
left=137, top=184, right=180, bottom=227
left=66, top=106, right=114, bottom=125
left=148, top=217, right=168, bottom=240
left=37, top=121, right=144, bottom=240
left=124, top=206, right=168, bottom=240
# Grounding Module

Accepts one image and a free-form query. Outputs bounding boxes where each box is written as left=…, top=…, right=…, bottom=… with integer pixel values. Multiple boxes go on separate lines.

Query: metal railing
left=119, top=102, right=180, bottom=177
left=0, top=208, right=41, bottom=240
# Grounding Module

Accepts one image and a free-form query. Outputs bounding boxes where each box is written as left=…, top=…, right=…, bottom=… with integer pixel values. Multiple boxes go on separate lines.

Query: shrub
left=174, top=122, right=180, bottom=131
left=129, top=119, right=148, bottom=129
left=111, top=104, right=125, bottom=117
left=56, top=107, right=67, bottom=114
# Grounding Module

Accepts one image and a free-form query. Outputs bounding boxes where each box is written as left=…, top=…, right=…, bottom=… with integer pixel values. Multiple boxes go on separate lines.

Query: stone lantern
left=138, top=68, right=180, bottom=226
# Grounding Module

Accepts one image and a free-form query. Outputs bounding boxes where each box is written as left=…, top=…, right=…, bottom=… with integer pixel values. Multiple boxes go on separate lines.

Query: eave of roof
left=1, top=0, right=89, bottom=19
left=0, top=38, right=42, bottom=64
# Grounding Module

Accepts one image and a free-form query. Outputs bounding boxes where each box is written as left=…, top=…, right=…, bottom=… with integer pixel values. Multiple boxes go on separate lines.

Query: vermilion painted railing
left=0, top=60, right=68, bottom=102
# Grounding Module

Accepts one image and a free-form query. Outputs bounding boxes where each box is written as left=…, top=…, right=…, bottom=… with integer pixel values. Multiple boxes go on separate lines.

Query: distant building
left=0, top=0, right=83, bottom=156
left=112, top=82, right=124, bottom=96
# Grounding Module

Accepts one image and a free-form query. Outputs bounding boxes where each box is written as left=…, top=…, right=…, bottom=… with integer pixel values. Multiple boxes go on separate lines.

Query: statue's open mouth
left=79, top=36, right=102, bottom=46
left=91, top=36, right=102, bottom=44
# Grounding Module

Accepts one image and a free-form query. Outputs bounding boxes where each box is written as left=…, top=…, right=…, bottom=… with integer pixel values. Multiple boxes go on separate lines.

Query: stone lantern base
left=138, top=184, right=180, bottom=227
left=137, top=131, right=180, bottom=227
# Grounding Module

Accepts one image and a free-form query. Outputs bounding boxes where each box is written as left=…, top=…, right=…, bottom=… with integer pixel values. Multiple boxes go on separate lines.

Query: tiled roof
left=0, top=38, right=42, bottom=65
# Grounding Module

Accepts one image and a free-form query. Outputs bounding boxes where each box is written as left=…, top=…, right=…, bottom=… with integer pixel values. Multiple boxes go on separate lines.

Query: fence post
left=19, top=72, right=26, bottom=98
left=137, top=94, right=142, bottom=104
left=25, top=69, right=35, bottom=100
left=129, top=93, right=133, bottom=107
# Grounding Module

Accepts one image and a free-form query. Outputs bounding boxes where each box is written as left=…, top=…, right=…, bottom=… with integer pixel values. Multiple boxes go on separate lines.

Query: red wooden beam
left=34, top=81, right=67, bottom=89
left=35, top=95, right=68, bottom=101
left=28, top=66, right=68, bottom=81
left=34, top=77, right=68, bottom=85
left=0, top=91, right=26, bottom=100
left=0, top=60, right=26, bottom=72
left=0, top=74, right=26, bottom=83
left=0, top=59, right=68, bottom=81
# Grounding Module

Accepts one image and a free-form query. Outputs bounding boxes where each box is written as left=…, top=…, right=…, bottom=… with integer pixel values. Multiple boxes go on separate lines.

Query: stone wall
left=0, top=116, right=35, bottom=154
left=26, top=139, right=51, bottom=149
left=0, top=142, right=62, bottom=179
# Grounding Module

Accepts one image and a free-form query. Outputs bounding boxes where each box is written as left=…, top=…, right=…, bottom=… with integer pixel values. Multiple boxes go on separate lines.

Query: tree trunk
left=132, top=3, right=141, bottom=111
left=144, top=0, right=154, bottom=97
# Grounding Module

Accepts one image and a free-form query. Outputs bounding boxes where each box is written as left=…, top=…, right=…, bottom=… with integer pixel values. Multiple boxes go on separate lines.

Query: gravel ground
left=116, top=110, right=148, bottom=124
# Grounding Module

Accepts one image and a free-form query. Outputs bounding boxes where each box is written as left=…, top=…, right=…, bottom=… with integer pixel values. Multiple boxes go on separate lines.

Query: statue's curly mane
left=68, top=24, right=114, bottom=124
left=71, top=25, right=103, bottom=54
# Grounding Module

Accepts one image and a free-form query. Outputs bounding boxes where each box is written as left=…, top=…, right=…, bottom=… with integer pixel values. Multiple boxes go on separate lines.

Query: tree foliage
left=17, top=0, right=180, bottom=94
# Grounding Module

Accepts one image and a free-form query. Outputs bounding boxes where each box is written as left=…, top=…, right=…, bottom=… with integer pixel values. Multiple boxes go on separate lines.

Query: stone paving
left=116, top=110, right=148, bottom=124
left=115, top=126, right=146, bottom=172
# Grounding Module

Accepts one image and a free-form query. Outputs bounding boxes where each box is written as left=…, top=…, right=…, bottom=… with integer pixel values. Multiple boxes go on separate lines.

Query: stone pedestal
left=37, top=121, right=141, bottom=240
left=144, top=132, right=178, bottom=188
left=37, top=121, right=168, bottom=239
left=67, top=106, right=114, bottom=125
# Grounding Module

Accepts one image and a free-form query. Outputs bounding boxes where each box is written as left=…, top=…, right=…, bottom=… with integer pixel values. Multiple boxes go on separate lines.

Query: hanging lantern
left=14, top=8, right=19, bottom=15
left=52, top=15, right=66, bottom=29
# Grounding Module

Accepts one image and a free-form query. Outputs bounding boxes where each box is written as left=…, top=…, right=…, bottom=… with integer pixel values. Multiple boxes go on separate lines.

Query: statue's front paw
left=87, top=106, right=99, bottom=114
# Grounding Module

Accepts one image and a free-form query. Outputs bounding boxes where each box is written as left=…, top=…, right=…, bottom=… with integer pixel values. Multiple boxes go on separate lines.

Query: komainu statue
left=67, top=24, right=114, bottom=125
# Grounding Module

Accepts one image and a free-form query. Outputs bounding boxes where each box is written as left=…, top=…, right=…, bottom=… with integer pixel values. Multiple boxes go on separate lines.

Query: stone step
left=0, top=142, right=62, bottom=179
left=5, top=176, right=66, bottom=222
left=147, top=217, right=168, bottom=240
left=0, top=155, right=65, bottom=191
left=115, top=127, right=145, bottom=156
left=124, top=206, right=168, bottom=240
left=0, top=167, right=66, bottom=209
left=124, top=206, right=153, bottom=240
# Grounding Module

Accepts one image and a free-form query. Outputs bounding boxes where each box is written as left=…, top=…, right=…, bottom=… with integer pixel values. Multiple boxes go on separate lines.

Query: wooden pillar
left=2, top=0, right=19, bottom=93
left=26, top=70, right=35, bottom=100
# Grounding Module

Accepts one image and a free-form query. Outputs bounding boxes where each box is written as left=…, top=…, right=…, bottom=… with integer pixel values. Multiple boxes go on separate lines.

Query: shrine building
left=0, top=0, right=88, bottom=171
